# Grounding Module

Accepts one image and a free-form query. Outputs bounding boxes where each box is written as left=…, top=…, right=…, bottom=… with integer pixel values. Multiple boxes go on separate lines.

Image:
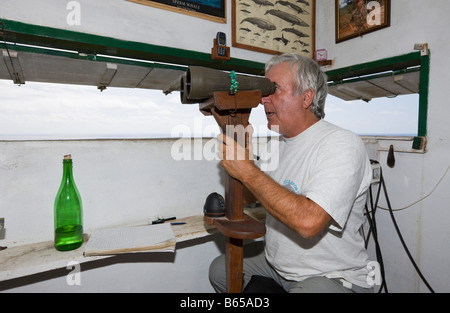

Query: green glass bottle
left=54, top=154, right=83, bottom=251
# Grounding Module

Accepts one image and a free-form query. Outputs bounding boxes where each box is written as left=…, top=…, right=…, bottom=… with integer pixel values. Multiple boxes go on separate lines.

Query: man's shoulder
left=317, top=120, right=359, bottom=139
left=316, top=121, right=366, bottom=151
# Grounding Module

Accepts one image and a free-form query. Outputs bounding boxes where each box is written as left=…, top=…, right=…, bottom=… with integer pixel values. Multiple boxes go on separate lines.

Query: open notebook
left=84, top=223, right=176, bottom=256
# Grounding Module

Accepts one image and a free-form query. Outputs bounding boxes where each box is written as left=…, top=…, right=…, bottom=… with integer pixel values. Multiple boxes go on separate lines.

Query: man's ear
left=301, top=89, right=315, bottom=109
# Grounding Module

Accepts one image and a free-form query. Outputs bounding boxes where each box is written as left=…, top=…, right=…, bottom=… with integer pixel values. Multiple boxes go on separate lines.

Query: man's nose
left=261, top=95, right=270, bottom=105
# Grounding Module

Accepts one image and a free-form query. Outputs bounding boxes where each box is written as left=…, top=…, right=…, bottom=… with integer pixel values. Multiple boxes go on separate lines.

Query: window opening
left=0, top=80, right=273, bottom=140
left=325, top=93, right=419, bottom=136
left=324, top=51, right=429, bottom=141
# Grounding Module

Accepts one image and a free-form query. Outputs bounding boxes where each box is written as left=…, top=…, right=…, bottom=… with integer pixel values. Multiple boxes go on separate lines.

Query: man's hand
left=217, top=125, right=256, bottom=182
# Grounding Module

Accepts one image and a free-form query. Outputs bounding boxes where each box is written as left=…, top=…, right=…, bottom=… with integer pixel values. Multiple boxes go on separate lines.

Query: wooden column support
left=201, top=91, right=266, bottom=293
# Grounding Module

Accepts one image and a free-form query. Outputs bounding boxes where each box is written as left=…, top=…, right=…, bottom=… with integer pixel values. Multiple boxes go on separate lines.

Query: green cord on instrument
left=229, top=71, right=239, bottom=95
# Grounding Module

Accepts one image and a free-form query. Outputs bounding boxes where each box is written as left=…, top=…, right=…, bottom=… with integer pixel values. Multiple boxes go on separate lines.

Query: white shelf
left=0, top=207, right=265, bottom=282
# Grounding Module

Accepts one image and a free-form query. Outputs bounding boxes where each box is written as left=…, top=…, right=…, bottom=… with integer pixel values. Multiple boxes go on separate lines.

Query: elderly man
left=209, top=53, right=374, bottom=293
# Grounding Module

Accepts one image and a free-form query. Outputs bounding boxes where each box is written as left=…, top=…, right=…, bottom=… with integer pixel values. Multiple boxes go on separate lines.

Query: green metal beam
left=0, top=18, right=265, bottom=75
left=327, top=67, right=420, bottom=87
left=2, top=42, right=186, bottom=72
left=418, top=52, right=430, bottom=137
left=325, top=51, right=422, bottom=83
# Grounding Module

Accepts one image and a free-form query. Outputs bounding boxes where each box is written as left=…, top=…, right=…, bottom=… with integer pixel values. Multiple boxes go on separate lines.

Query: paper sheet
left=84, top=223, right=175, bottom=256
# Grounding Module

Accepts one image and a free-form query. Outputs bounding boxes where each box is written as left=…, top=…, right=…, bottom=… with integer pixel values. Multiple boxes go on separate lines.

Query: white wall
left=0, top=138, right=225, bottom=292
left=0, top=138, right=224, bottom=247
left=317, top=0, right=450, bottom=293
left=0, top=0, right=271, bottom=64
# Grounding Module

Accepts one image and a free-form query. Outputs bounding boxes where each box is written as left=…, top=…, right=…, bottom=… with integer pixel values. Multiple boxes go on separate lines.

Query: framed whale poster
left=232, top=0, right=315, bottom=57
left=128, top=0, right=226, bottom=23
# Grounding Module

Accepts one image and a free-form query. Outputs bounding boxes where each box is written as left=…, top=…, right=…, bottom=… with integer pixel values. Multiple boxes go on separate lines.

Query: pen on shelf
left=151, top=216, right=176, bottom=224
left=170, top=222, right=186, bottom=226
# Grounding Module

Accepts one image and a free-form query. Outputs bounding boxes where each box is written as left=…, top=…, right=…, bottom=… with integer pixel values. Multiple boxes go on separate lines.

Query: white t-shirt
left=260, top=119, right=373, bottom=288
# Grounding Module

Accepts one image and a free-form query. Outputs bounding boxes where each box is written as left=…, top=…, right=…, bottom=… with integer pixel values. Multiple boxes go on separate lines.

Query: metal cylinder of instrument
left=181, top=66, right=275, bottom=103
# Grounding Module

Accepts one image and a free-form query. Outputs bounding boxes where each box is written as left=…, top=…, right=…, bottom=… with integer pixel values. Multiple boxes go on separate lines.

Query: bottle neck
left=62, top=160, right=74, bottom=181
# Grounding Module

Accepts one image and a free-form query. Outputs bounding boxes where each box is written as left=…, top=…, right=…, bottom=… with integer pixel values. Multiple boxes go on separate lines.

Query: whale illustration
left=275, top=1, right=309, bottom=14
left=240, top=17, right=277, bottom=31
left=273, top=34, right=290, bottom=46
left=282, top=27, right=310, bottom=38
left=265, top=9, right=309, bottom=27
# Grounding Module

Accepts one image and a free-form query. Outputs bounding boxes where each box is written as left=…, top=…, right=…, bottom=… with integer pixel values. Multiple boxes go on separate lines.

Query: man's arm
left=218, top=133, right=332, bottom=239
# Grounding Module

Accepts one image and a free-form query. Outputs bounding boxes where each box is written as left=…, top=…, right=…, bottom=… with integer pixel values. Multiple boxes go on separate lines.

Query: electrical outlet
left=414, top=43, right=429, bottom=56
left=370, top=161, right=381, bottom=184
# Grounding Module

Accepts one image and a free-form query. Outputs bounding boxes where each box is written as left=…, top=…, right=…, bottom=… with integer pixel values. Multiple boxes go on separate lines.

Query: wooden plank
left=0, top=207, right=265, bottom=282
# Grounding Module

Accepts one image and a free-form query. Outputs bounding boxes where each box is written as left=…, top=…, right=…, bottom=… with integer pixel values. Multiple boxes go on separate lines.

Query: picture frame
left=336, top=0, right=390, bottom=43
left=232, top=0, right=315, bottom=58
left=127, top=0, right=226, bottom=24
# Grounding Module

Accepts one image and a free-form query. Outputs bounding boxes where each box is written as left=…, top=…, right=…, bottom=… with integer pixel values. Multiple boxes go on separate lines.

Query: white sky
left=0, top=79, right=419, bottom=140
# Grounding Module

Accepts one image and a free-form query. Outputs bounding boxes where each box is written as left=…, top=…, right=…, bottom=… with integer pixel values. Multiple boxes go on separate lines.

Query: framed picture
left=127, top=0, right=226, bottom=23
left=232, top=0, right=315, bottom=58
left=336, top=0, right=390, bottom=43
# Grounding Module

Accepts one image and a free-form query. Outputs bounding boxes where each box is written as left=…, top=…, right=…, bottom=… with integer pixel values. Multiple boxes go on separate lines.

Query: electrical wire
left=377, top=165, right=450, bottom=212
left=364, top=165, right=388, bottom=293
left=365, top=160, right=435, bottom=293
left=380, top=169, right=435, bottom=293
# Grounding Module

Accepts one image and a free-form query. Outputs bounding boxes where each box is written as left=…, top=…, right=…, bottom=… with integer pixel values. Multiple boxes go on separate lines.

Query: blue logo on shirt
left=283, top=179, right=300, bottom=194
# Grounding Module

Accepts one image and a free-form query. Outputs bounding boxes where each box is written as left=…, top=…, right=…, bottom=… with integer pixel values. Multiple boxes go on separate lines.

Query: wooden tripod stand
left=201, top=90, right=266, bottom=293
